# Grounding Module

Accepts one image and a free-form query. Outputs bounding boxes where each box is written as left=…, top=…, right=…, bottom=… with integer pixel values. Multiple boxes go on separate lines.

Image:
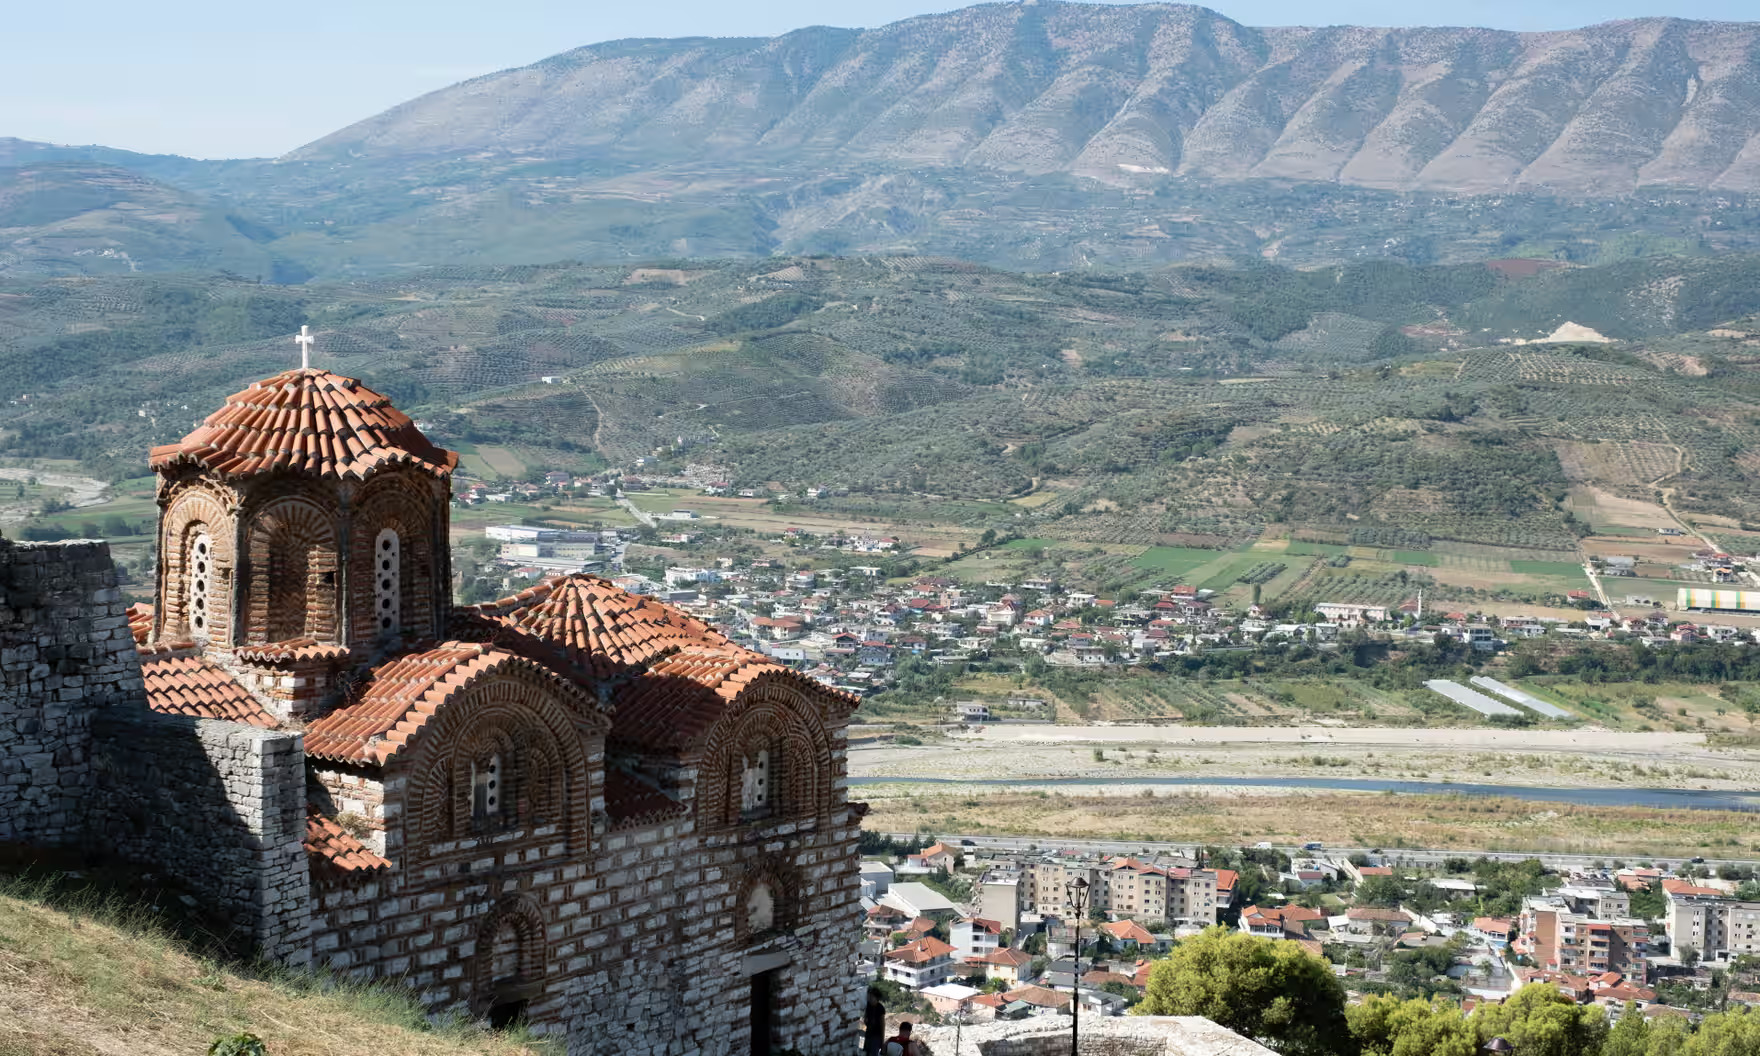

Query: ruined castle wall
left=89, top=709, right=311, bottom=965
left=0, top=540, right=142, bottom=846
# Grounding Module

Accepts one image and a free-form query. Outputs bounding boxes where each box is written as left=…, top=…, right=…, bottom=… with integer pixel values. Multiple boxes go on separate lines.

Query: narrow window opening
left=374, top=528, right=401, bottom=635
left=472, top=754, right=503, bottom=825
left=188, top=533, right=213, bottom=639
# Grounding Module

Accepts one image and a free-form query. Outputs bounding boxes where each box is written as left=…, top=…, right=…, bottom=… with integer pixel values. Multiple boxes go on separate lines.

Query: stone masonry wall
left=913, top=1017, right=1275, bottom=1056
left=306, top=732, right=864, bottom=1056
left=0, top=540, right=142, bottom=846
left=89, top=707, right=311, bottom=965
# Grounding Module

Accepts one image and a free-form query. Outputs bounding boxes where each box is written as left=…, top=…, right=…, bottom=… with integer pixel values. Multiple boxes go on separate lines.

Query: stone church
left=0, top=359, right=864, bottom=1055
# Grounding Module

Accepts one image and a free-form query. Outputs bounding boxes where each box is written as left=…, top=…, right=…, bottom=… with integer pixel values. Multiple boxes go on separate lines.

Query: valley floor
left=851, top=724, right=1760, bottom=790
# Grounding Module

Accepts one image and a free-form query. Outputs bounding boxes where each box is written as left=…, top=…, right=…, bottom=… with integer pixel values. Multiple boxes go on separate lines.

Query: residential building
left=1665, top=882, right=1760, bottom=962
left=1520, top=900, right=1649, bottom=975
left=921, top=983, right=983, bottom=1017
left=881, top=882, right=960, bottom=921
left=909, top=842, right=959, bottom=871
left=971, top=948, right=1034, bottom=985
left=860, top=861, right=895, bottom=899
left=952, top=917, right=1003, bottom=963
left=979, top=874, right=1022, bottom=933
left=884, top=937, right=958, bottom=990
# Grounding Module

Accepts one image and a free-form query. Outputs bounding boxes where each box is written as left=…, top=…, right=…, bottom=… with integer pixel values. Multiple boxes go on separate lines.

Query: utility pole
left=1066, top=875, right=1090, bottom=1056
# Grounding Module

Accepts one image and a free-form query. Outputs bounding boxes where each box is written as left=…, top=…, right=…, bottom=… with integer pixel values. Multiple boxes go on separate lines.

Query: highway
left=876, top=832, right=1754, bottom=872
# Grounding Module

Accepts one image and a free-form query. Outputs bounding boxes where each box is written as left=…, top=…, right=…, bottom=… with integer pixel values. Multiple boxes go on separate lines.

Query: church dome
left=149, top=367, right=457, bottom=481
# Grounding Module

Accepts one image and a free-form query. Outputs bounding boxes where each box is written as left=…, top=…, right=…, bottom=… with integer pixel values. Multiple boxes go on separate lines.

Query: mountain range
left=8, top=3, right=1760, bottom=277
left=293, top=3, right=1760, bottom=196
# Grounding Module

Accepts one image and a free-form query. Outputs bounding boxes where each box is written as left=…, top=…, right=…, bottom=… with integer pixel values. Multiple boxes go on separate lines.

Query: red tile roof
left=149, top=367, right=457, bottom=482
left=234, top=637, right=351, bottom=664
left=461, top=574, right=857, bottom=754
left=141, top=655, right=280, bottom=728
left=885, top=937, right=956, bottom=964
left=126, top=602, right=153, bottom=645
left=305, top=811, right=390, bottom=872
left=1002, top=985, right=1069, bottom=1009
left=1102, top=920, right=1156, bottom=944
left=488, top=574, right=733, bottom=674
left=302, top=642, right=595, bottom=763
left=1662, top=877, right=1724, bottom=898
left=975, top=948, right=1032, bottom=968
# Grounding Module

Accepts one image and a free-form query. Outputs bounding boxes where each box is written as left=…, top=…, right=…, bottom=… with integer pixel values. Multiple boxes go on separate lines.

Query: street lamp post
left=1067, top=876, right=1090, bottom=1056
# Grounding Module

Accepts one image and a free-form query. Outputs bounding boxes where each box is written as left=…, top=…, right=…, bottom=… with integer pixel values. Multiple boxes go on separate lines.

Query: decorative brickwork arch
left=734, top=858, right=803, bottom=945
left=397, top=658, right=599, bottom=855
left=350, top=472, right=440, bottom=642
left=158, top=484, right=236, bottom=642
left=696, top=678, right=834, bottom=831
left=242, top=498, right=338, bottom=644
left=472, top=893, right=547, bottom=1015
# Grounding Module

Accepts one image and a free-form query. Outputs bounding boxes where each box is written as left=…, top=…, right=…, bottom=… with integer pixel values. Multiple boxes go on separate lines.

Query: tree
left=1135, top=927, right=1351, bottom=1056
left=1357, top=874, right=1408, bottom=907
left=1601, top=1005, right=1650, bottom=1056
left=1471, top=984, right=1608, bottom=1056
left=1684, top=1005, right=1760, bottom=1055
left=1348, top=995, right=1476, bottom=1056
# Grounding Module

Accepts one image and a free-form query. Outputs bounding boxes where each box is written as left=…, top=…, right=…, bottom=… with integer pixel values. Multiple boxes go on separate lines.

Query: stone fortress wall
left=0, top=540, right=143, bottom=845
left=89, top=708, right=310, bottom=963
left=0, top=539, right=309, bottom=961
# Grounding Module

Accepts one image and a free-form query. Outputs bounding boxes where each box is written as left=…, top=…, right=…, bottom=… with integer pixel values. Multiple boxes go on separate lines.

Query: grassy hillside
left=4, top=254, right=1760, bottom=559
left=0, top=874, right=548, bottom=1056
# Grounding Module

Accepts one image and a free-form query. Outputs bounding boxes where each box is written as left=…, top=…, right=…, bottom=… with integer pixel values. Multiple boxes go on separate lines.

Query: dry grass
left=0, top=878, right=551, bottom=1056
left=862, top=791, right=1760, bottom=859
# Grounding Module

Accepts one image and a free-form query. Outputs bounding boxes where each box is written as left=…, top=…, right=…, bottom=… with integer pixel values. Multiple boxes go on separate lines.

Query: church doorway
left=487, top=998, right=528, bottom=1030
left=748, top=969, right=777, bottom=1056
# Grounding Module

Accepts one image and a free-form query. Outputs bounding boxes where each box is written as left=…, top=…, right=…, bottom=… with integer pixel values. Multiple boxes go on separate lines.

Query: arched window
left=745, top=882, right=776, bottom=934
left=472, top=753, right=503, bottom=825
left=374, top=528, right=401, bottom=635
left=739, top=748, right=772, bottom=818
left=188, top=532, right=214, bottom=639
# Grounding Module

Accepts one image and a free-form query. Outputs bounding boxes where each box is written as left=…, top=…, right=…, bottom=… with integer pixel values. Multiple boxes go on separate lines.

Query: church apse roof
left=148, top=367, right=457, bottom=481
left=302, top=642, right=596, bottom=764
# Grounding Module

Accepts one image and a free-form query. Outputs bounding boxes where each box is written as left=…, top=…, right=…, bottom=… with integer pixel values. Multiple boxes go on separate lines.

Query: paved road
left=877, top=831, right=1754, bottom=872
left=618, top=496, right=656, bottom=528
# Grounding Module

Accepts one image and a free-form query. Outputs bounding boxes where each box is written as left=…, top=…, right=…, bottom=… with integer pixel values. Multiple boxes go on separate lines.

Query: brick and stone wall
left=0, top=540, right=142, bottom=846
left=89, top=707, right=311, bottom=964
left=306, top=694, right=863, bottom=1056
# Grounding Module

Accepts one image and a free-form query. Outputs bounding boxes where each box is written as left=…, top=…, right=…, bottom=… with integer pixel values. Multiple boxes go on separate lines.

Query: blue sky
left=7, top=0, right=1755, bottom=159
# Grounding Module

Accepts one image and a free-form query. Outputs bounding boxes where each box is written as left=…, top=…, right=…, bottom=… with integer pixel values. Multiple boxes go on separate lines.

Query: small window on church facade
left=375, top=528, right=401, bottom=635
left=739, top=749, right=772, bottom=818
left=472, top=754, right=502, bottom=824
left=189, top=533, right=213, bottom=638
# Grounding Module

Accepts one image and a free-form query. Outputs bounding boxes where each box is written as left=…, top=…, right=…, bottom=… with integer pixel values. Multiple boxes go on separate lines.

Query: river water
left=848, top=774, right=1760, bottom=812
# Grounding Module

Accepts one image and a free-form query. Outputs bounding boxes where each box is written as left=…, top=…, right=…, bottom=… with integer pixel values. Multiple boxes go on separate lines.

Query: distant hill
left=291, top=4, right=1760, bottom=196
left=0, top=162, right=296, bottom=280
left=7, top=255, right=1760, bottom=547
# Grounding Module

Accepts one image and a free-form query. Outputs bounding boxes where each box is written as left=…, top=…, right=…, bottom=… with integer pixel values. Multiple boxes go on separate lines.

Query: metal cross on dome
left=294, top=325, right=315, bottom=369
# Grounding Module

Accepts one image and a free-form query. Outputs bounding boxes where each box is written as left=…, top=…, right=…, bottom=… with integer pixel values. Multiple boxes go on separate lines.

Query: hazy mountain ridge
left=292, top=3, right=1760, bottom=195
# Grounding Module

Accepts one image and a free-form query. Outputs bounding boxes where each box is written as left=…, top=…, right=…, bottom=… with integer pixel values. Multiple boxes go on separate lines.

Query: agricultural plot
left=1425, top=679, right=1521, bottom=717
left=1519, top=679, right=1754, bottom=733
left=1130, top=546, right=1229, bottom=578
left=1469, top=676, right=1572, bottom=719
